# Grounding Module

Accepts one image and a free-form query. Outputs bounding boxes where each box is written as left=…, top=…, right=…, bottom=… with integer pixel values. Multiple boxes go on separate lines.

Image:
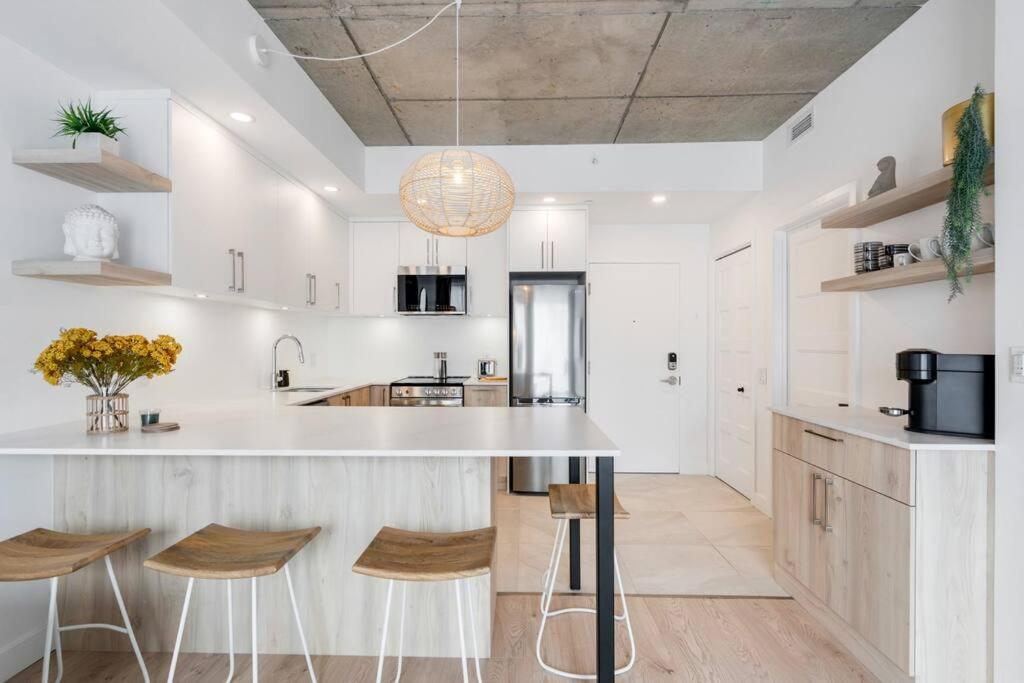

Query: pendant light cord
left=455, top=0, right=461, bottom=147
left=258, top=1, right=457, bottom=63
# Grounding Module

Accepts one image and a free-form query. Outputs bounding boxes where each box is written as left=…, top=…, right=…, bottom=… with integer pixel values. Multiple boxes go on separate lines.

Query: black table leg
left=569, top=456, right=581, bottom=590
left=595, top=456, right=615, bottom=682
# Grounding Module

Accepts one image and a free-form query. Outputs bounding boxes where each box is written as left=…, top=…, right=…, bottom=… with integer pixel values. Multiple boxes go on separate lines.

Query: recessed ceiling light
left=281, top=306, right=289, bottom=311
left=323, top=185, right=339, bottom=193
left=652, top=195, right=667, bottom=204
left=230, top=112, right=254, bottom=123
left=195, top=293, right=208, bottom=299
left=543, top=196, right=556, bottom=203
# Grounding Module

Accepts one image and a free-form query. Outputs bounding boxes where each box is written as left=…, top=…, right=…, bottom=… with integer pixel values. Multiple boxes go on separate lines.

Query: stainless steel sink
left=280, top=387, right=337, bottom=393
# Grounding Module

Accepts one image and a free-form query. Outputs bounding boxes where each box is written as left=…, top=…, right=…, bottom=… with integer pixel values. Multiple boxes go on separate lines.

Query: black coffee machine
left=896, top=349, right=995, bottom=439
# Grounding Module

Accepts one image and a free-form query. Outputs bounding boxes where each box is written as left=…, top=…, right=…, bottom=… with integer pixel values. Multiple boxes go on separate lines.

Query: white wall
left=327, top=317, right=509, bottom=381
left=993, top=0, right=1024, bottom=678
left=709, top=0, right=995, bottom=512
left=0, top=35, right=331, bottom=679
left=588, top=224, right=710, bottom=473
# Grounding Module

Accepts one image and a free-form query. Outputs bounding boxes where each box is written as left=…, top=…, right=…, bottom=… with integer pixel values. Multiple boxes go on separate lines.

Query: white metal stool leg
left=453, top=580, right=469, bottom=683
left=52, top=591, right=63, bottom=683
left=393, top=582, right=407, bottom=682
left=535, top=522, right=636, bottom=679
left=168, top=577, right=195, bottom=683
left=41, top=577, right=59, bottom=683
left=104, top=556, right=150, bottom=682
left=284, top=565, right=317, bottom=683
left=465, top=579, right=482, bottom=683
left=226, top=580, right=235, bottom=682
left=376, top=579, right=394, bottom=683
left=250, top=578, right=258, bottom=682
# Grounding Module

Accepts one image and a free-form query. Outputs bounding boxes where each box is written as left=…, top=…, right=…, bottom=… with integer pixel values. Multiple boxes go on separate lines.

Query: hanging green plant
left=942, top=85, right=993, bottom=301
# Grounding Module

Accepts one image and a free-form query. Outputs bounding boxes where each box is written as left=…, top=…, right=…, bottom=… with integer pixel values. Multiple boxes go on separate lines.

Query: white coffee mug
left=972, top=223, right=995, bottom=251
left=893, top=252, right=914, bottom=267
left=909, top=236, right=942, bottom=262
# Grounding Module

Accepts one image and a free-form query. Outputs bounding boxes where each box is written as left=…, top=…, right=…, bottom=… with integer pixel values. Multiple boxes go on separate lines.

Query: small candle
left=139, top=409, right=160, bottom=427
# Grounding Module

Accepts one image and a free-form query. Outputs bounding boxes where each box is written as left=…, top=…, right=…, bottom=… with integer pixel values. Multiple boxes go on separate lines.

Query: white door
left=435, top=234, right=467, bottom=266
left=588, top=263, right=681, bottom=473
left=508, top=210, right=547, bottom=271
left=715, top=247, right=755, bottom=496
left=788, top=223, right=851, bottom=407
left=547, top=209, right=587, bottom=271
left=399, top=222, right=432, bottom=266
left=467, top=223, right=507, bottom=316
left=352, top=222, right=399, bottom=316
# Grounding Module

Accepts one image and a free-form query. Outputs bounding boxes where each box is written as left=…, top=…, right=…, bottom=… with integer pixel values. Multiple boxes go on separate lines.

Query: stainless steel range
left=390, top=376, right=469, bottom=407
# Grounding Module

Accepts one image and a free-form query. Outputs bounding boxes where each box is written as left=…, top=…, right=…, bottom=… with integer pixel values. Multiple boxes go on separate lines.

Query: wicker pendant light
left=398, top=0, right=515, bottom=237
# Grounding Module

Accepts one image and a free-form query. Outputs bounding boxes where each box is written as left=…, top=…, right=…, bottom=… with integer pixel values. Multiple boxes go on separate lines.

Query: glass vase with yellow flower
left=34, top=328, right=182, bottom=434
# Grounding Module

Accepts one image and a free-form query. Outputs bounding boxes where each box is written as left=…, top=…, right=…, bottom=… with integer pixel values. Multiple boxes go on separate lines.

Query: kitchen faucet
left=272, top=334, right=305, bottom=390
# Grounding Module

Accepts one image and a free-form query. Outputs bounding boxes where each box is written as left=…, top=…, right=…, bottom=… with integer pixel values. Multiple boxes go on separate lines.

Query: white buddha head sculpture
left=62, top=204, right=119, bottom=261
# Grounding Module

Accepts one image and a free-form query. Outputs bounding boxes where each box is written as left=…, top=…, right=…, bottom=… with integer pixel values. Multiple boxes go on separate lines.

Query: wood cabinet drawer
left=773, top=415, right=914, bottom=505
left=326, top=387, right=372, bottom=407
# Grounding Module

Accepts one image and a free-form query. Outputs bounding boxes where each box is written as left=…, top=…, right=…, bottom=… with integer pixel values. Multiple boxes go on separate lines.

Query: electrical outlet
left=758, top=368, right=768, bottom=385
left=1011, top=347, right=1024, bottom=383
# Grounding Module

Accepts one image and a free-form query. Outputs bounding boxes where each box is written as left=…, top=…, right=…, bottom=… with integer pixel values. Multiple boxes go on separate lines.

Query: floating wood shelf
left=12, top=148, right=171, bottom=193
left=821, top=249, right=994, bottom=292
left=11, top=260, right=171, bottom=286
left=821, top=164, right=994, bottom=230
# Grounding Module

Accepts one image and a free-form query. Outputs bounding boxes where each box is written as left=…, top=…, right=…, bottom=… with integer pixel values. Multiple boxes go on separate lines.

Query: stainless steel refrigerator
left=509, top=282, right=586, bottom=494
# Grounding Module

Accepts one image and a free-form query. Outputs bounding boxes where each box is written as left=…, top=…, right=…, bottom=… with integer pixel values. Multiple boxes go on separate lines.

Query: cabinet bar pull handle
left=393, top=285, right=397, bottom=312
left=335, top=282, right=341, bottom=310
left=435, top=239, right=439, bottom=265
left=228, top=249, right=237, bottom=292
left=811, top=473, right=823, bottom=526
left=540, top=241, right=545, bottom=269
left=427, top=238, right=431, bottom=265
left=236, top=251, right=245, bottom=293
left=311, top=274, right=317, bottom=305
left=804, top=428, right=843, bottom=443
left=551, top=240, right=555, bottom=268
left=824, top=478, right=834, bottom=533
left=305, top=273, right=312, bottom=305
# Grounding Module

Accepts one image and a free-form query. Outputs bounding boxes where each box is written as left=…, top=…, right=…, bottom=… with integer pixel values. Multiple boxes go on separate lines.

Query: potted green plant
left=942, top=85, right=993, bottom=301
left=52, top=99, right=127, bottom=154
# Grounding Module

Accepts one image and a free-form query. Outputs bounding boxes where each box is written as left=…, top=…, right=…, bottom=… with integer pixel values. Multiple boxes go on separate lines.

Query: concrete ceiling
left=250, top=0, right=926, bottom=146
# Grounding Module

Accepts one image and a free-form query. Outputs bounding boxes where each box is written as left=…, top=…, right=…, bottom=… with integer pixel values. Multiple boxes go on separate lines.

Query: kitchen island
left=0, top=398, right=621, bottom=679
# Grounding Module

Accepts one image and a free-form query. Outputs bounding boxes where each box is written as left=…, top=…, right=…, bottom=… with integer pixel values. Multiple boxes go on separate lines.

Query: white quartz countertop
left=0, top=401, right=617, bottom=458
left=771, top=405, right=994, bottom=451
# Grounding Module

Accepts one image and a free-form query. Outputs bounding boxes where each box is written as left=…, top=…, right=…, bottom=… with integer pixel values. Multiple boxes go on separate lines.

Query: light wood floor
left=496, top=475, right=784, bottom=596
left=11, top=594, right=876, bottom=682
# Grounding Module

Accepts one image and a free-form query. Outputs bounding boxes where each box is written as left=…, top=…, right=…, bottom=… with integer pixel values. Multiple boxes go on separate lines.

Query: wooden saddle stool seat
left=539, top=485, right=636, bottom=680
left=353, top=526, right=497, bottom=683
left=145, top=523, right=321, bottom=683
left=0, top=527, right=151, bottom=683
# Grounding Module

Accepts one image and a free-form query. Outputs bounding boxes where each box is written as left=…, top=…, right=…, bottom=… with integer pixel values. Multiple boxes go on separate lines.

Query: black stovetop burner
left=391, top=375, right=470, bottom=387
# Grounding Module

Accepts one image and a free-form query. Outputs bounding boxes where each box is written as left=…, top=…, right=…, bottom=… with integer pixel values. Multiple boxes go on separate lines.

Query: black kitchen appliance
left=896, top=349, right=995, bottom=439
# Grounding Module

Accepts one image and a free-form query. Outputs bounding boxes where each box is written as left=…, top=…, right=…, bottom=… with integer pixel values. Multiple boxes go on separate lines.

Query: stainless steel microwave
left=396, top=266, right=467, bottom=315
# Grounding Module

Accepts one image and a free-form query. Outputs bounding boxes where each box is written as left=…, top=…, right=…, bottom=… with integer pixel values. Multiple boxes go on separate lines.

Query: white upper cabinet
left=546, top=209, right=587, bottom=272
left=508, top=208, right=586, bottom=272
left=508, top=210, right=549, bottom=271
left=275, top=179, right=315, bottom=309
left=353, top=222, right=400, bottom=316
left=399, top=221, right=467, bottom=267
left=467, top=223, right=508, bottom=317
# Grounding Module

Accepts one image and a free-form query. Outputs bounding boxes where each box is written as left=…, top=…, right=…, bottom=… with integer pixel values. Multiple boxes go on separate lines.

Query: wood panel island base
left=0, top=405, right=621, bottom=679
left=771, top=407, right=994, bottom=683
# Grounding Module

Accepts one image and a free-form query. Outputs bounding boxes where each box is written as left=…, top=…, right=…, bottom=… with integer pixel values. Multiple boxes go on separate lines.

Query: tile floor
left=494, top=474, right=786, bottom=597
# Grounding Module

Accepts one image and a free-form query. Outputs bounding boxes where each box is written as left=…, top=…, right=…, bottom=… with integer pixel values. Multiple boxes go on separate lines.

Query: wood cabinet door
left=467, top=223, right=507, bottom=316
left=465, top=386, right=507, bottom=407
left=772, top=449, right=806, bottom=580
left=547, top=209, right=587, bottom=271
left=841, top=480, right=914, bottom=674
left=508, top=210, right=548, bottom=271
left=352, top=222, right=399, bottom=316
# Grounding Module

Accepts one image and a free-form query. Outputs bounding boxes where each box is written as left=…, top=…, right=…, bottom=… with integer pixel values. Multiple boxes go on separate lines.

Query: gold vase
left=942, top=92, right=995, bottom=166
left=86, top=393, right=130, bottom=434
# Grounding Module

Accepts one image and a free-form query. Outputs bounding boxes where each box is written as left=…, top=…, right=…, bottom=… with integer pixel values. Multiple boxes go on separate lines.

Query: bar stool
left=353, top=526, right=497, bottom=683
left=0, top=527, right=151, bottom=683
left=144, top=523, right=320, bottom=682
left=536, top=484, right=635, bottom=680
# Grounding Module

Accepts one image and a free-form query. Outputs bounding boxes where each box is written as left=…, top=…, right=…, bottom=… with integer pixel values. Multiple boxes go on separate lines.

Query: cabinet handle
left=311, top=274, right=317, bottom=305
left=540, top=241, right=545, bottom=269
left=228, top=249, right=237, bottom=292
left=804, top=428, right=843, bottom=444
left=824, top=478, right=834, bottom=533
left=393, top=285, right=397, bottom=313
left=426, top=238, right=431, bottom=265
left=811, top=473, right=823, bottom=526
left=236, top=251, right=245, bottom=293
left=335, top=282, right=341, bottom=310
left=550, top=240, right=555, bottom=268
left=305, top=274, right=312, bottom=305
left=435, top=239, right=439, bottom=265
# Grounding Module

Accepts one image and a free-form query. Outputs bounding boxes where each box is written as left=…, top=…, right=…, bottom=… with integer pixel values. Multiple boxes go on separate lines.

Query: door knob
left=737, top=386, right=745, bottom=393
left=660, top=376, right=679, bottom=386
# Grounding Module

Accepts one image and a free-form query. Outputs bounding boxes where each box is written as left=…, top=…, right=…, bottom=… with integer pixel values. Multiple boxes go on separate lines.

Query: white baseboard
left=0, top=626, right=46, bottom=681
left=751, top=491, right=772, bottom=517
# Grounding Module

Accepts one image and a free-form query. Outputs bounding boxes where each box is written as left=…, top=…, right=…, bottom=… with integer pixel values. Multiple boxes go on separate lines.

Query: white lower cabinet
left=352, top=222, right=400, bottom=316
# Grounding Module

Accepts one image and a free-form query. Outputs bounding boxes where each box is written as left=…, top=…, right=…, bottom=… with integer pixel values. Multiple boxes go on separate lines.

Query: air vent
left=789, top=109, right=814, bottom=144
